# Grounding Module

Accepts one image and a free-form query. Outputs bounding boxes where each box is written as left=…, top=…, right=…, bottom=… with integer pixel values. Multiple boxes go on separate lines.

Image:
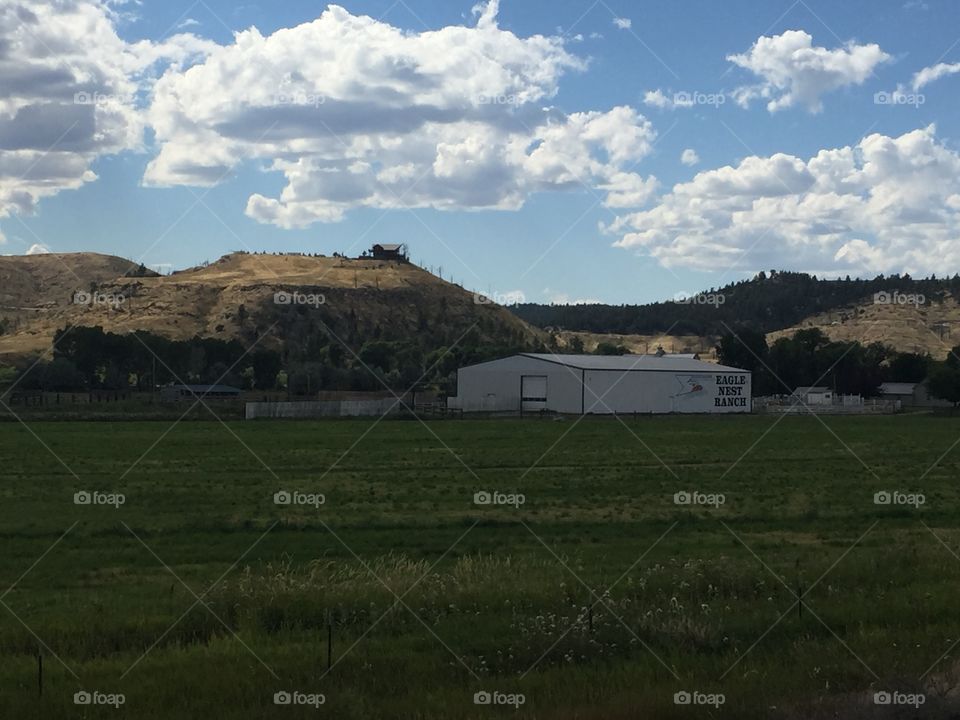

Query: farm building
left=878, top=381, right=951, bottom=408
left=791, top=386, right=833, bottom=405
left=447, top=353, right=751, bottom=414
left=878, top=382, right=918, bottom=404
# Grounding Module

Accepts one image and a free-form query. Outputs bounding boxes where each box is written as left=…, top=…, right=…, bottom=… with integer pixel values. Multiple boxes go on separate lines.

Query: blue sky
left=4, top=0, right=960, bottom=303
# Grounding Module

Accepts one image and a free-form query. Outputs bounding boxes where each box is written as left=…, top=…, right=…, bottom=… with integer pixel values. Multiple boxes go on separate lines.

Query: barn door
left=521, top=375, right=548, bottom=412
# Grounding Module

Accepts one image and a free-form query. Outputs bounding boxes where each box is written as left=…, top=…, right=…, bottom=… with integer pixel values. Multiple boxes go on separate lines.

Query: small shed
left=792, top=386, right=833, bottom=405
left=879, top=381, right=952, bottom=408
left=878, top=382, right=917, bottom=402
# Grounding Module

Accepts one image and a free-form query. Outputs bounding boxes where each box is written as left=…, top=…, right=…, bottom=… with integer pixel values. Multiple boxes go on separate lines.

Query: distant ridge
left=510, top=271, right=960, bottom=358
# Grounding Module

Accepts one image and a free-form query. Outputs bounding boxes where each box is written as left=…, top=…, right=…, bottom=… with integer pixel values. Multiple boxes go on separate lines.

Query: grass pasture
left=1, top=415, right=960, bottom=718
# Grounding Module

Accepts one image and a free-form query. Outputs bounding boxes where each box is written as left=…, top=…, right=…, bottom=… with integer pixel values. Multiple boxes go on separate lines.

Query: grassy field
left=1, top=415, right=960, bottom=718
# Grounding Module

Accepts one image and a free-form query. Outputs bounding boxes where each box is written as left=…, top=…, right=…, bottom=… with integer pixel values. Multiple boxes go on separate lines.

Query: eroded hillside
left=0, top=252, right=542, bottom=361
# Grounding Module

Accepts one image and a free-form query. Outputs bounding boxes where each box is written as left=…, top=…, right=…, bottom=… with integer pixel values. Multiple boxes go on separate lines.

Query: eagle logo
left=671, top=374, right=711, bottom=399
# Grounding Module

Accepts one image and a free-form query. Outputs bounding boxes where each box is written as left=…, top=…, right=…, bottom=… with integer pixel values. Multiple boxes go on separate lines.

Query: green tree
left=251, top=351, right=282, bottom=390
left=717, top=329, right=771, bottom=395
left=717, top=329, right=767, bottom=369
left=928, top=363, right=960, bottom=405
left=595, top=342, right=626, bottom=355
left=359, top=340, right=395, bottom=373
left=41, top=358, right=87, bottom=391
left=888, top=352, right=929, bottom=383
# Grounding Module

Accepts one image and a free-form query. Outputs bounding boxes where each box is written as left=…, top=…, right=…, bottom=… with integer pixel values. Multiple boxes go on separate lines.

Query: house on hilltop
left=371, top=243, right=407, bottom=261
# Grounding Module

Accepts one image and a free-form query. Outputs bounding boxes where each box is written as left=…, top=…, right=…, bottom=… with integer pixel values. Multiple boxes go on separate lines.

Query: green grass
left=1, top=415, right=960, bottom=718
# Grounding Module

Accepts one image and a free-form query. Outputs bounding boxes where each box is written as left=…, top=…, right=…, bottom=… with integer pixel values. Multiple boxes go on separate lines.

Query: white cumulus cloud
left=144, top=2, right=658, bottom=227
left=643, top=89, right=673, bottom=109
left=680, top=149, right=699, bottom=166
left=728, top=30, right=890, bottom=113
left=613, top=17, right=632, bottom=30
left=0, top=0, right=215, bottom=218
left=608, top=125, right=960, bottom=276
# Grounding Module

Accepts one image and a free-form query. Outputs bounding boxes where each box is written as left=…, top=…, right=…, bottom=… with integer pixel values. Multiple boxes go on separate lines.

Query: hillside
left=514, top=270, right=960, bottom=358
left=553, top=331, right=721, bottom=360
left=766, top=298, right=958, bottom=357
left=6, top=254, right=958, bottom=367
left=0, top=252, right=542, bottom=362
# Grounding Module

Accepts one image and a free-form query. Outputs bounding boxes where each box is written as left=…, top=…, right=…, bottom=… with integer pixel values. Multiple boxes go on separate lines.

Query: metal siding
left=452, top=356, right=581, bottom=412
left=451, top=355, right=751, bottom=414
left=584, top=369, right=751, bottom=414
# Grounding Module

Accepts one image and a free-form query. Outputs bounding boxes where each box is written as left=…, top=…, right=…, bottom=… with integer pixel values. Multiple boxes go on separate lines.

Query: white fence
left=245, top=399, right=403, bottom=419
left=756, top=396, right=899, bottom=415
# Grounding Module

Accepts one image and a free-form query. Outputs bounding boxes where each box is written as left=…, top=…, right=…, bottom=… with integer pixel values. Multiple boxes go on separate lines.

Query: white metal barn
left=447, top=353, right=751, bottom=414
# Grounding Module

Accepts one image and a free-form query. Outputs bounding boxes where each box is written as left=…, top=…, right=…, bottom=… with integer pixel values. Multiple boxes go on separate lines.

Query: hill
left=551, top=330, right=722, bottom=360
left=512, top=270, right=960, bottom=358
left=766, top=298, right=957, bottom=357
left=0, top=251, right=542, bottom=363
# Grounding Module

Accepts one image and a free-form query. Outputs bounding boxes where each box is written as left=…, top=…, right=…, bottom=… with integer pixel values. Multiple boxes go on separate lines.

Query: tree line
left=8, top=324, right=536, bottom=397
left=10, top=321, right=960, bottom=405
left=716, top=327, right=955, bottom=400
left=512, top=271, right=960, bottom=336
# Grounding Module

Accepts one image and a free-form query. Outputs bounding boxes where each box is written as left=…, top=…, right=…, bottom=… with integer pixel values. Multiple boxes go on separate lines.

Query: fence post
left=327, top=615, right=333, bottom=671
left=795, top=559, right=803, bottom=619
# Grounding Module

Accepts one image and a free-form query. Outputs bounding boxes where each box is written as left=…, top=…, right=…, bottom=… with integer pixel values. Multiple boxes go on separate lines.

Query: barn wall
left=583, top=369, right=751, bottom=414
left=450, top=356, right=752, bottom=414
left=449, top=356, right=582, bottom=413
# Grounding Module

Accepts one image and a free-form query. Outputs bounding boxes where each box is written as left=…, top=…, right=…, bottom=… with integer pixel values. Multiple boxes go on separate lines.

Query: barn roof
left=373, top=243, right=403, bottom=251
left=793, top=386, right=831, bottom=394
left=518, top=353, right=746, bottom=373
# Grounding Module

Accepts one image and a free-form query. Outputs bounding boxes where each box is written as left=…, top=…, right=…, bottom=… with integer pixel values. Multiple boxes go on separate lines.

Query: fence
left=756, top=396, right=899, bottom=415
left=246, top=399, right=405, bottom=419
left=2, top=391, right=141, bottom=406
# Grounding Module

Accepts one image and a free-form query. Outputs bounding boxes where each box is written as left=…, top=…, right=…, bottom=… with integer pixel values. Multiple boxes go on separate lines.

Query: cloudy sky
left=2, top=0, right=959, bottom=304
